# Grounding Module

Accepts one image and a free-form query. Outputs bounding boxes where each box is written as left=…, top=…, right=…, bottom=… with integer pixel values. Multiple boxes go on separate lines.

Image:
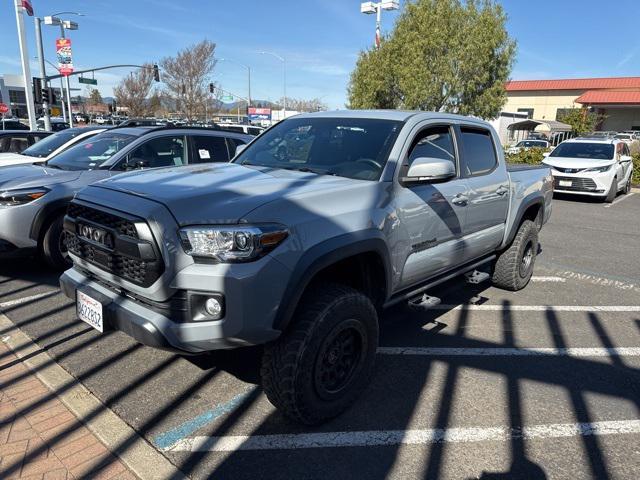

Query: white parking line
left=431, top=305, right=640, bottom=312
left=604, top=192, right=635, bottom=208
left=164, top=419, right=640, bottom=452
left=377, top=347, right=640, bottom=357
left=0, top=291, right=59, bottom=309
left=531, top=276, right=566, bottom=283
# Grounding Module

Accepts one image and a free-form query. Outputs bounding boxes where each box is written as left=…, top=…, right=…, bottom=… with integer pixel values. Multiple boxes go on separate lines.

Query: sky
left=1, top=0, right=640, bottom=109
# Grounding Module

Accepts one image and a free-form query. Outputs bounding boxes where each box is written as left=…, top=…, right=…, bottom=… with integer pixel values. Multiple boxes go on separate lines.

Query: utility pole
left=34, top=17, right=51, bottom=131
left=14, top=0, right=37, bottom=129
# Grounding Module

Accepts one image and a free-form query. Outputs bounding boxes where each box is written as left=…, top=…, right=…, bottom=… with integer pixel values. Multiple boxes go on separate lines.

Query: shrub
left=633, top=153, right=640, bottom=186
left=505, top=147, right=546, bottom=165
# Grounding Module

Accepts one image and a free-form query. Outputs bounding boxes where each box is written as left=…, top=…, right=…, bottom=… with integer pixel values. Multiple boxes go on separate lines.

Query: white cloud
left=302, top=64, right=350, bottom=76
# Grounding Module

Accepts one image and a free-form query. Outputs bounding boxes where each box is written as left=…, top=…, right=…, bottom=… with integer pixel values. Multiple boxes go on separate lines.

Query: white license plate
left=77, top=291, right=103, bottom=333
left=558, top=180, right=573, bottom=187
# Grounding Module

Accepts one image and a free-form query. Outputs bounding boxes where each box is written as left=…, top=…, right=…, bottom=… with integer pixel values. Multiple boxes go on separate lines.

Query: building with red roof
left=504, top=76, right=640, bottom=132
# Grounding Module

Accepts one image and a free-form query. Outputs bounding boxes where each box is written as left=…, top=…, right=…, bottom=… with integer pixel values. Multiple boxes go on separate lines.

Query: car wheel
left=605, top=177, right=617, bottom=203
left=261, top=283, right=378, bottom=425
left=492, top=219, right=538, bottom=291
left=623, top=174, right=632, bottom=194
left=42, top=214, right=71, bottom=270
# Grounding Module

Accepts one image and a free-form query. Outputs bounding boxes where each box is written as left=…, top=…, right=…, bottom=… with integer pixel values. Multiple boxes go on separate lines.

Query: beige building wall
left=503, top=90, right=583, bottom=120
left=600, top=108, right=640, bottom=131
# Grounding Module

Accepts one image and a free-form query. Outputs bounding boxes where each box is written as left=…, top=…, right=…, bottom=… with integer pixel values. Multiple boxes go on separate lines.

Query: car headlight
left=584, top=165, right=612, bottom=173
left=179, top=224, right=288, bottom=262
left=0, top=188, right=49, bottom=207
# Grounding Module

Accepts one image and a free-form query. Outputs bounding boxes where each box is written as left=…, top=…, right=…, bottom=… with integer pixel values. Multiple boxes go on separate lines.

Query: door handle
left=496, top=185, right=509, bottom=196
left=452, top=194, right=468, bottom=206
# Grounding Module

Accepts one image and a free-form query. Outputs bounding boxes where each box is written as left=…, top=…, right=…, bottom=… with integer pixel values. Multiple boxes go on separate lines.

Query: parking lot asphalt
left=1, top=193, right=639, bottom=479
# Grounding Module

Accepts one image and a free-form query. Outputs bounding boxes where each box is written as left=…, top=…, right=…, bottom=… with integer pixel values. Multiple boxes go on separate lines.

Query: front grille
left=66, top=203, right=163, bottom=287
left=553, top=176, right=597, bottom=192
left=67, top=203, right=138, bottom=238
left=552, top=166, right=585, bottom=174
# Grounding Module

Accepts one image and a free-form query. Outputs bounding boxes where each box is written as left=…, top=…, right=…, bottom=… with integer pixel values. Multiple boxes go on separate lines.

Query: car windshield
left=19, top=129, right=85, bottom=158
left=47, top=132, right=136, bottom=171
left=518, top=140, right=546, bottom=147
left=550, top=142, right=614, bottom=160
left=233, top=117, right=403, bottom=181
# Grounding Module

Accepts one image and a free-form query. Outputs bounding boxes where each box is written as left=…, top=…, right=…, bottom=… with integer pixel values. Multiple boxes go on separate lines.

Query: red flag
left=21, top=0, right=34, bottom=16
left=375, top=25, right=381, bottom=49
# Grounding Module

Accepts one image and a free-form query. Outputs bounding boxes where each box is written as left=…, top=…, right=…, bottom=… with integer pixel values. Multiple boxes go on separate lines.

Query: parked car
left=0, top=126, right=250, bottom=267
left=614, top=133, right=634, bottom=144
left=94, top=116, right=107, bottom=125
left=37, top=118, right=70, bottom=132
left=60, top=110, right=553, bottom=424
left=0, top=127, right=106, bottom=168
left=118, top=118, right=171, bottom=127
left=542, top=138, right=634, bottom=202
left=0, top=119, right=29, bottom=131
left=506, top=139, right=550, bottom=154
left=218, top=123, right=265, bottom=136
left=0, top=131, right=52, bottom=154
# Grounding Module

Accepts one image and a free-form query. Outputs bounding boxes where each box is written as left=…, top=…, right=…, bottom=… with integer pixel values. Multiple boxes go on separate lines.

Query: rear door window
left=459, top=128, right=498, bottom=176
left=192, top=135, right=230, bottom=163
left=128, top=135, right=187, bottom=169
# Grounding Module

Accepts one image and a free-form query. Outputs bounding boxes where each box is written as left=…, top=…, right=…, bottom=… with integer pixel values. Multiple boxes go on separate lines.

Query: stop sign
left=0, top=103, right=8, bottom=114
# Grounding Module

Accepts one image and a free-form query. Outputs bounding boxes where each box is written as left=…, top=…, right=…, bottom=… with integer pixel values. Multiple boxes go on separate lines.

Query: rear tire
left=604, top=177, right=617, bottom=203
left=492, top=219, right=538, bottom=291
left=261, top=283, right=378, bottom=425
left=42, top=215, right=71, bottom=270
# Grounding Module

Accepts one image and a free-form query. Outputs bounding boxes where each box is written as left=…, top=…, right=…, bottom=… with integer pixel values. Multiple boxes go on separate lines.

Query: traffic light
left=50, top=89, right=56, bottom=105
left=209, top=83, right=214, bottom=93
left=33, top=77, right=43, bottom=104
left=153, top=64, right=160, bottom=82
left=41, top=87, right=50, bottom=103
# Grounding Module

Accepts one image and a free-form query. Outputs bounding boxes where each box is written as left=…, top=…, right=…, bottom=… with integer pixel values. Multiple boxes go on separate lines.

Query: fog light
left=204, top=297, right=222, bottom=317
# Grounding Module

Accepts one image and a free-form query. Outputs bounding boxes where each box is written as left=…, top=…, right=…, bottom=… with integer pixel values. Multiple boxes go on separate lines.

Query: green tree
left=556, top=108, right=604, bottom=136
left=348, top=0, right=516, bottom=118
left=87, top=87, right=102, bottom=106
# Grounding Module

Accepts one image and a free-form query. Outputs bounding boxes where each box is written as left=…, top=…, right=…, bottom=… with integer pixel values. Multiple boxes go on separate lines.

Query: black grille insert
left=553, top=176, right=598, bottom=192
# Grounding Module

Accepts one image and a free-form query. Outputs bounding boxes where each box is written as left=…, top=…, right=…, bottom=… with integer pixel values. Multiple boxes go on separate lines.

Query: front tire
left=492, top=219, right=538, bottom=291
left=261, top=284, right=378, bottom=425
left=41, top=215, right=71, bottom=270
left=605, top=177, right=617, bottom=203
left=623, top=174, right=632, bottom=194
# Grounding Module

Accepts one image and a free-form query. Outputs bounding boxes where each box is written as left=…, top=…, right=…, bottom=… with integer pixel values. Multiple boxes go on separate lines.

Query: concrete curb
left=0, top=312, right=187, bottom=480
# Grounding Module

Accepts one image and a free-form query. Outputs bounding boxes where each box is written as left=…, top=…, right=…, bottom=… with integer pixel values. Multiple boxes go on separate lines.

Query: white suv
left=542, top=138, right=634, bottom=202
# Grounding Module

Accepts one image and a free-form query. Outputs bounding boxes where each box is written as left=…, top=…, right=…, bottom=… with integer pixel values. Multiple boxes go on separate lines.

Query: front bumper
left=0, top=203, right=40, bottom=256
left=60, top=256, right=289, bottom=353
left=550, top=170, right=613, bottom=196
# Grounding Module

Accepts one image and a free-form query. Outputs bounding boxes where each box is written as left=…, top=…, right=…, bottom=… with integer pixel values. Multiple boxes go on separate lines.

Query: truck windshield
left=20, top=129, right=84, bottom=158
left=47, top=133, right=136, bottom=171
left=234, top=117, right=403, bottom=181
left=550, top=142, right=614, bottom=160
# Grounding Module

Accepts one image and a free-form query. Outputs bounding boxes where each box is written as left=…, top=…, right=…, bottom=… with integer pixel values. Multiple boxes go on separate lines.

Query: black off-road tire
left=492, top=219, right=538, bottom=291
left=42, top=215, right=71, bottom=270
left=605, top=177, right=617, bottom=203
left=623, top=174, right=632, bottom=194
left=261, top=283, right=378, bottom=425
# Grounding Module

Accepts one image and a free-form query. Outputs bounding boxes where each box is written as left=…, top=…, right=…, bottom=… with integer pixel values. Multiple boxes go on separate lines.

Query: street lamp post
left=360, top=1, right=400, bottom=48
left=43, top=12, right=84, bottom=127
left=34, top=17, right=51, bottom=131
left=259, top=51, right=286, bottom=119
left=13, top=0, right=37, bottom=129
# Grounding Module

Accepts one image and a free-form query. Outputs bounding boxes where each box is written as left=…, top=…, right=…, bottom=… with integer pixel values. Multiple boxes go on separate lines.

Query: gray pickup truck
left=60, top=111, right=553, bottom=424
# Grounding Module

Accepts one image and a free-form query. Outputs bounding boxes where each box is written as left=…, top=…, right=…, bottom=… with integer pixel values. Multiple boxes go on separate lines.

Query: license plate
left=77, top=291, right=104, bottom=333
left=558, top=180, right=572, bottom=187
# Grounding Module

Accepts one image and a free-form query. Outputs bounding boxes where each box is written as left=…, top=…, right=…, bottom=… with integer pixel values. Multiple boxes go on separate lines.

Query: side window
left=192, top=135, right=230, bottom=163
left=226, top=138, right=246, bottom=158
left=128, top=136, right=186, bottom=169
left=31, top=135, right=47, bottom=145
left=406, top=125, right=456, bottom=169
left=8, top=136, right=29, bottom=153
left=459, top=128, right=498, bottom=176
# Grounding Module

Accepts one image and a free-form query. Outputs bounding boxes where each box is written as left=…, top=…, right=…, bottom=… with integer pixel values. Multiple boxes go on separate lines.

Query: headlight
left=179, top=224, right=288, bottom=262
left=0, top=188, right=49, bottom=207
left=584, top=165, right=612, bottom=173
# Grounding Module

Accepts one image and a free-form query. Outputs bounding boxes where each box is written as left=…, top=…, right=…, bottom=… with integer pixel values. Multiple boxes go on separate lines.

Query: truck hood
left=0, top=152, right=46, bottom=167
left=0, top=164, right=82, bottom=191
left=542, top=157, right=614, bottom=170
left=93, top=163, right=363, bottom=224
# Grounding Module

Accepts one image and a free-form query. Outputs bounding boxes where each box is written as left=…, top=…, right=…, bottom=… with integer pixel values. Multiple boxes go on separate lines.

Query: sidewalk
left=0, top=340, right=137, bottom=479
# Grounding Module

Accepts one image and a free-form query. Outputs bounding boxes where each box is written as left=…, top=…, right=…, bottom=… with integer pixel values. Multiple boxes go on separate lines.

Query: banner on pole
left=248, top=107, right=271, bottom=121
left=21, top=0, right=34, bottom=16
left=56, top=38, right=73, bottom=76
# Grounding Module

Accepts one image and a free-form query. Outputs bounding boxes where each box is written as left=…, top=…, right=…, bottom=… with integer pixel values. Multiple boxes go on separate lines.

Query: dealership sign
left=248, top=107, right=271, bottom=121
left=56, top=38, right=73, bottom=76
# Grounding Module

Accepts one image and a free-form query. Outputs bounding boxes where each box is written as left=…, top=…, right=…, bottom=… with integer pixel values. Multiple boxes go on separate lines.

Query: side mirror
left=234, top=144, right=247, bottom=157
left=402, top=157, right=456, bottom=184
left=126, top=157, right=149, bottom=170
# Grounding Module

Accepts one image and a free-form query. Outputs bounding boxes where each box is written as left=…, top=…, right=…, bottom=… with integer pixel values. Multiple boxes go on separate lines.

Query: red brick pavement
left=0, top=341, right=138, bottom=479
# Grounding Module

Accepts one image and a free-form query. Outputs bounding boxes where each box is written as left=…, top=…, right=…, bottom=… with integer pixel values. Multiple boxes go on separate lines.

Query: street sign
left=0, top=103, right=9, bottom=114
left=221, top=95, right=234, bottom=102
left=248, top=107, right=271, bottom=121
left=56, top=38, right=74, bottom=76
left=79, top=77, right=97, bottom=85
